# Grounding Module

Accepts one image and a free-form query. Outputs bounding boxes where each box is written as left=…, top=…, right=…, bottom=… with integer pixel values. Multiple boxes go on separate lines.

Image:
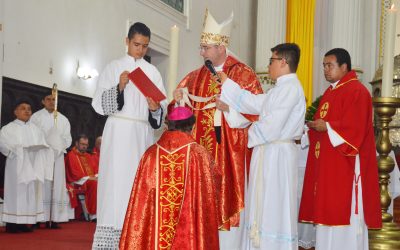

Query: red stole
left=155, top=142, right=193, bottom=249
left=169, top=55, right=263, bottom=229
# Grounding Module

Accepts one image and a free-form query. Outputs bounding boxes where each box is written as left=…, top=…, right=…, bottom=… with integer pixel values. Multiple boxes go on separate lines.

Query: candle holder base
left=370, top=97, right=400, bottom=250
left=369, top=222, right=400, bottom=250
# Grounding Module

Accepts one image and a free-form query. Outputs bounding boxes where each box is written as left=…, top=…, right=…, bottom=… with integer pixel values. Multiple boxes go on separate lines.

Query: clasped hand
left=307, top=119, right=327, bottom=132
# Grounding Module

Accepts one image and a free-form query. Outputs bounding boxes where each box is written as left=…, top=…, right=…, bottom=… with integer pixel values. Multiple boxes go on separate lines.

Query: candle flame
left=391, top=3, right=395, bottom=10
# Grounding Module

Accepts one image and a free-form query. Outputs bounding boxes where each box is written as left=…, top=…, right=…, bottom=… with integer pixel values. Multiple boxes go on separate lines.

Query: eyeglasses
left=269, top=57, right=283, bottom=65
left=322, top=62, right=337, bottom=70
left=199, top=45, right=218, bottom=52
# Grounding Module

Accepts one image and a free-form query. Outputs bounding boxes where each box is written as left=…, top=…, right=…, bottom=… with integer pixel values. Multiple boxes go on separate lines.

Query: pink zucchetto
left=168, top=106, right=194, bottom=121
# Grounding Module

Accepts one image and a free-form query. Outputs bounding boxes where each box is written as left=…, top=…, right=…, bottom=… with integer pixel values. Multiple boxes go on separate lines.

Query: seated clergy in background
left=65, top=134, right=98, bottom=220
left=0, top=100, right=49, bottom=233
left=120, top=107, right=221, bottom=250
left=91, top=136, right=102, bottom=168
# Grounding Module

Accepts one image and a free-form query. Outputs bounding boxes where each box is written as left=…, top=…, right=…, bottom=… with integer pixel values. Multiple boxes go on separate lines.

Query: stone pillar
left=255, top=0, right=286, bottom=73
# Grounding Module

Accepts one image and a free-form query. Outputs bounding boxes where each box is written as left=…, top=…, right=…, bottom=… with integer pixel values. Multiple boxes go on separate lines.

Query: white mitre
left=200, top=8, right=233, bottom=46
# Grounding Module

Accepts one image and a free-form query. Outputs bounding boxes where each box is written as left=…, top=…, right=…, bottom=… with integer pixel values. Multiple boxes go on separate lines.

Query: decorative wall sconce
left=77, top=61, right=99, bottom=80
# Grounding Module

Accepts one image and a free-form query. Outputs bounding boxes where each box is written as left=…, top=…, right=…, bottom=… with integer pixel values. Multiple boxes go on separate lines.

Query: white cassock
left=91, top=54, right=167, bottom=249
left=31, top=108, right=73, bottom=222
left=0, top=119, right=50, bottom=224
left=221, top=73, right=306, bottom=250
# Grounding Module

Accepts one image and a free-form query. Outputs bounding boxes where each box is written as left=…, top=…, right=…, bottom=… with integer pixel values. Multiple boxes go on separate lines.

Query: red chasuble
left=168, top=55, right=263, bottom=229
left=65, top=147, right=98, bottom=215
left=119, top=131, right=221, bottom=250
left=91, top=147, right=100, bottom=170
left=299, top=71, right=381, bottom=228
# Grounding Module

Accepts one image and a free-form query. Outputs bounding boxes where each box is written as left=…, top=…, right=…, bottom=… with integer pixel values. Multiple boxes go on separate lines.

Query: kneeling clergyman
left=119, top=106, right=222, bottom=250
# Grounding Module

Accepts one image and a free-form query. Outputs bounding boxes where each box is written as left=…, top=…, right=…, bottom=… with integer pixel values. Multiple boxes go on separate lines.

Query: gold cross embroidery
left=315, top=141, right=320, bottom=159
left=320, top=102, right=329, bottom=118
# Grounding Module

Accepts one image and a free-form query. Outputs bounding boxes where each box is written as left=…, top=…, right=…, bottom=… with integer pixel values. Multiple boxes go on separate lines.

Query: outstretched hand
left=216, top=72, right=228, bottom=85
left=173, top=89, right=183, bottom=102
left=216, top=96, right=229, bottom=112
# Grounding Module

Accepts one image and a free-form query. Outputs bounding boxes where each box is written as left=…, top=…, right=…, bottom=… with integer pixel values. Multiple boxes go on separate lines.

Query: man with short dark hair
left=65, top=134, right=98, bottom=221
left=119, top=107, right=221, bottom=250
left=31, top=93, right=72, bottom=229
left=92, top=22, right=167, bottom=248
left=299, top=48, right=381, bottom=250
left=219, top=43, right=306, bottom=249
left=0, top=100, right=49, bottom=233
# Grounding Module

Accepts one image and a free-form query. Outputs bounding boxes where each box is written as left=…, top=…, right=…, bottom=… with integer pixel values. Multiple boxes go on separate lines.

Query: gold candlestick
left=369, top=97, right=400, bottom=249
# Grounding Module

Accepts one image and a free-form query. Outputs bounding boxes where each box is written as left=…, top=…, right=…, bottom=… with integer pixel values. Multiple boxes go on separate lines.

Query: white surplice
left=0, top=119, right=50, bottom=224
left=31, top=108, right=73, bottom=222
left=221, top=73, right=306, bottom=250
left=91, top=55, right=167, bottom=249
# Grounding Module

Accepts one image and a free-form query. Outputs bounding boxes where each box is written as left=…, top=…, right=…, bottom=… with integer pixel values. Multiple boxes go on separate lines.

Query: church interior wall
left=0, top=0, right=255, bottom=102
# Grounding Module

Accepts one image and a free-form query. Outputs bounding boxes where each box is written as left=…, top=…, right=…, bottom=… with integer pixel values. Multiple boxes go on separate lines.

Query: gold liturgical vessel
left=369, top=54, right=400, bottom=249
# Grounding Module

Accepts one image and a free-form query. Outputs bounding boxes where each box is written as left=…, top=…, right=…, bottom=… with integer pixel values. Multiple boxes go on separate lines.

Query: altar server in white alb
left=31, top=93, right=73, bottom=228
left=91, top=22, right=167, bottom=249
left=218, top=43, right=306, bottom=250
left=0, top=100, right=50, bottom=233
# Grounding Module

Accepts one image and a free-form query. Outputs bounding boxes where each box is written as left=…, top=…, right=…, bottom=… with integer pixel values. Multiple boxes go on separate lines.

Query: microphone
left=204, top=60, right=221, bottom=83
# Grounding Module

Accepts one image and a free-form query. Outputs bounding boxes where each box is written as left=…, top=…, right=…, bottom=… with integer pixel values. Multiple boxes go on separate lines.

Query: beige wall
left=1, top=0, right=256, bottom=98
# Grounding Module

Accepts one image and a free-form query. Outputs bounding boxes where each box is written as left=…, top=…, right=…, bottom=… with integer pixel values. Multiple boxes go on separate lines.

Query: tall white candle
left=125, top=19, right=131, bottom=53
left=382, top=4, right=397, bottom=97
left=167, top=25, right=180, bottom=101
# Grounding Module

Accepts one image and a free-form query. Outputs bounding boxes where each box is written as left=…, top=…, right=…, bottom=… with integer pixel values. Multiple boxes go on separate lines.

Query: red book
left=128, top=67, right=166, bottom=102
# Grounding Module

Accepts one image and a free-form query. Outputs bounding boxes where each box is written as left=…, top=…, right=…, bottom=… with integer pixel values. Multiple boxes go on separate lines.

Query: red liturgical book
left=128, top=67, right=166, bottom=102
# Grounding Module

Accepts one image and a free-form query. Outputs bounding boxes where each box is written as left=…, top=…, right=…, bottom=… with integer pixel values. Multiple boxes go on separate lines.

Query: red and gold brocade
left=299, top=71, right=381, bottom=228
left=168, top=55, right=263, bottom=229
left=119, top=131, right=220, bottom=250
left=65, top=147, right=98, bottom=215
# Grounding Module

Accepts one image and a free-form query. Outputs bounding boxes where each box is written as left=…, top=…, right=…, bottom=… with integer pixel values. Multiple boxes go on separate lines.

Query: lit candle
left=382, top=4, right=397, bottom=97
left=167, top=25, right=180, bottom=101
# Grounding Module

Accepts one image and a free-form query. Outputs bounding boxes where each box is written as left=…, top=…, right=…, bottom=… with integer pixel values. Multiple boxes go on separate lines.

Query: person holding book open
left=91, top=22, right=167, bottom=249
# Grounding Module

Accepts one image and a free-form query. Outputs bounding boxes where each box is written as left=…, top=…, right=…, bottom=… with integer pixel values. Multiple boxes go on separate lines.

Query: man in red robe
left=91, top=136, right=101, bottom=168
left=299, top=48, right=381, bottom=250
left=65, top=134, right=98, bottom=219
left=171, top=10, right=263, bottom=248
left=120, top=107, right=221, bottom=250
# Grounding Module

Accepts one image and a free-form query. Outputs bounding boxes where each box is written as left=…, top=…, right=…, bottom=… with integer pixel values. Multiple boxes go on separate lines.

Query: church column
left=255, top=0, right=286, bottom=91
left=329, top=0, right=363, bottom=72
left=313, top=0, right=378, bottom=98
left=0, top=0, right=4, bottom=121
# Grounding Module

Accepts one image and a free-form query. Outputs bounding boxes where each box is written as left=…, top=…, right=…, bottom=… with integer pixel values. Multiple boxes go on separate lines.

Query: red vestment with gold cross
left=65, top=147, right=98, bottom=215
left=119, top=131, right=221, bottom=250
left=299, top=71, right=381, bottom=228
left=169, top=55, right=263, bottom=229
